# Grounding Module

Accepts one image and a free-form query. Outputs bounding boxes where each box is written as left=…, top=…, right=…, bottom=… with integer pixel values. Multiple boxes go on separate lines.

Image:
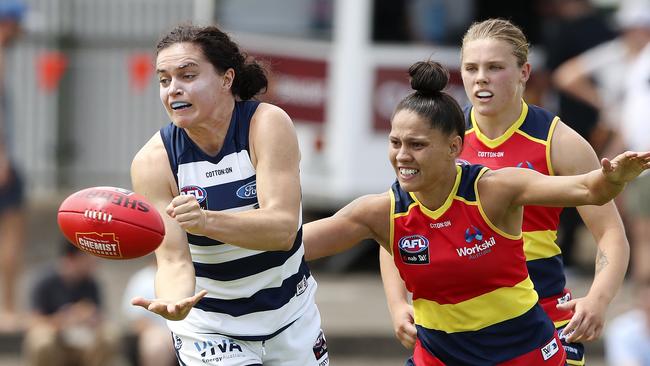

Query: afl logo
left=236, top=181, right=257, bottom=199
left=398, top=235, right=429, bottom=253
left=180, top=185, right=207, bottom=203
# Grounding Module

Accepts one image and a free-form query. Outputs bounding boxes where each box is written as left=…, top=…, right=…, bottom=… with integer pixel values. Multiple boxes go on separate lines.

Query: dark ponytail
left=157, top=24, right=268, bottom=100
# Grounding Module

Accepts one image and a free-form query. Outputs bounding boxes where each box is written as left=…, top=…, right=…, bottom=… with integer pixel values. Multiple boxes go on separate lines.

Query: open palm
left=602, top=151, right=650, bottom=185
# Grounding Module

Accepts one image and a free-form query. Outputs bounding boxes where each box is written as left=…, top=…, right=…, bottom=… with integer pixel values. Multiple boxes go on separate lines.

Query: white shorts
left=172, top=303, right=329, bottom=366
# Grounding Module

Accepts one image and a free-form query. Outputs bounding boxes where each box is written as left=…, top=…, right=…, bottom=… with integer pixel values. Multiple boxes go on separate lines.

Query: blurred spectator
left=22, top=242, right=119, bottom=366
left=121, top=259, right=175, bottom=366
left=544, top=0, right=616, bottom=148
left=604, top=276, right=650, bottom=366
left=553, top=0, right=650, bottom=273
left=552, top=0, right=650, bottom=158
left=542, top=0, right=617, bottom=270
left=621, top=41, right=650, bottom=281
left=0, top=0, right=26, bottom=333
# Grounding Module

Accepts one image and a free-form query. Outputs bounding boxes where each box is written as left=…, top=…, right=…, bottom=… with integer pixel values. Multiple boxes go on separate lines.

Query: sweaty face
left=461, top=38, right=529, bottom=121
left=156, top=43, right=229, bottom=128
left=388, top=110, right=458, bottom=194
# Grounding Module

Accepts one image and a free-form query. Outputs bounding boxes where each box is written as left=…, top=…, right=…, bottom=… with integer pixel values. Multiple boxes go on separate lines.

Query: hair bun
left=408, top=61, right=449, bottom=95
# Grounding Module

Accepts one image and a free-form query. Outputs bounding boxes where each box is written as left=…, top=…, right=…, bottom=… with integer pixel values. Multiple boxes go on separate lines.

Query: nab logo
left=517, top=161, right=535, bottom=170
left=398, top=235, right=429, bottom=253
left=181, top=185, right=207, bottom=203
left=236, top=181, right=257, bottom=199
left=540, top=338, right=559, bottom=361
left=464, top=225, right=483, bottom=243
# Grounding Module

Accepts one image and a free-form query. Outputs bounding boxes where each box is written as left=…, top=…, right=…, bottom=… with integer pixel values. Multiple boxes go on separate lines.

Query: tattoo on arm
left=595, top=248, right=609, bottom=275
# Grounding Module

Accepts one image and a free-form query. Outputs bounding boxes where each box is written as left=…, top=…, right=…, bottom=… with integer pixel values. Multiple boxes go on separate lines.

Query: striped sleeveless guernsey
left=390, top=164, right=565, bottom=365
left=160, top=100, right=317, bottom=339
left=461, top=101, right=572, bottom=327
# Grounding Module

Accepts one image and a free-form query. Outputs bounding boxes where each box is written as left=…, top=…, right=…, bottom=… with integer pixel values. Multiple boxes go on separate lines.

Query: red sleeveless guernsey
left=460, top=102, right=572, bottom=328
left=390, top=164, right=566, bottom=365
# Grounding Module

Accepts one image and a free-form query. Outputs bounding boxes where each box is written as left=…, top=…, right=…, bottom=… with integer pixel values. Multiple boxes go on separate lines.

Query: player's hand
left=601, top=151, right=650, bottom=185
left=556, top=295, right=607, bottom=342
left=167, top=195, right=207, bottom=235
left=390, top=302, right=417, bottom=349
left=131, top=290, right=208, bottom=321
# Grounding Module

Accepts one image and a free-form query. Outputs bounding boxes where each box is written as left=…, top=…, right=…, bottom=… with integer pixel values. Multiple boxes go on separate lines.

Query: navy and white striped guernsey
left=160, top=100, right=317, bottom=340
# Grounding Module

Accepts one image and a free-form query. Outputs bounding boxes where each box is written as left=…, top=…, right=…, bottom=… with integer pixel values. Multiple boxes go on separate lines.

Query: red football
left=57, top=186, right=165, bottom=259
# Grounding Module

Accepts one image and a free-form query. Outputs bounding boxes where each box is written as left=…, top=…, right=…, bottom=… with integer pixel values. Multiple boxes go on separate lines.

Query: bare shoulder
left=131, top=132, right=177, bottom=199
left=550, top=119, right=600, bottom=175
left=251, top=102, right=293, bottom=129
left=248, top=102, right=298, bottom=166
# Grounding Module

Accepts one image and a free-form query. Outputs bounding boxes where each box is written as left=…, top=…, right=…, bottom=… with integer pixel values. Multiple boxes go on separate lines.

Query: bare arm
left=130, top=133, right=205, bottom=320
left=168, top=104, right=302, bottom=251
left=303, top=193, right=391, bottom=260
left=379, top=246, right=416, bottom=349
left=551, top=121, right=630, bottom=342
left=489, top=150, right=650, bottom=211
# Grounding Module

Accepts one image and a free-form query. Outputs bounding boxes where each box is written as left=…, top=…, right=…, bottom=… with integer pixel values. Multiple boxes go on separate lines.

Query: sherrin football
left=57, top=186, right=165, bottom=259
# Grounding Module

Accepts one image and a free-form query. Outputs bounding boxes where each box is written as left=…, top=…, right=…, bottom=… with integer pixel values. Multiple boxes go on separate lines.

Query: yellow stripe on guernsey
left=413, top=277, right=538, bottom=333
left=567, top=357, right=586, bottom=366
left=554, top=319, right=570, bottom=328
left=523, top=230, right=561, bottom=261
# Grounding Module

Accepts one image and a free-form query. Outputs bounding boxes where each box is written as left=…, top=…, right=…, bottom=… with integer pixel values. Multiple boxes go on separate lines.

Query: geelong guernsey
left=160, top=100, right=316, bottom=339
left=461, top=102, right=572, bottom=327
left=390, top=164, right=563, bottom=365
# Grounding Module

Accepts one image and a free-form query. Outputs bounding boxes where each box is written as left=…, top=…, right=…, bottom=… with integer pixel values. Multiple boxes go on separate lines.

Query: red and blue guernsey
left=390, top=164, right=566, bottom=365
left=461, top=102, right=574, bottom=332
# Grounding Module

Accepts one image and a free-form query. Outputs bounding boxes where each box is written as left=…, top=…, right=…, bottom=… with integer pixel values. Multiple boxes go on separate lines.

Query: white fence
left=8, top=0, right=194, bottom=197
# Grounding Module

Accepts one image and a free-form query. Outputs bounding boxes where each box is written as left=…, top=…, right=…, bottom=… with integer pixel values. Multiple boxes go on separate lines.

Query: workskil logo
left=517, top=161, right=535, bottom=170
left=464, top=225, right=483, bottom=243
left=459, top=225, right=496, bottom=259
left=398, top=235, right=429, bottom=265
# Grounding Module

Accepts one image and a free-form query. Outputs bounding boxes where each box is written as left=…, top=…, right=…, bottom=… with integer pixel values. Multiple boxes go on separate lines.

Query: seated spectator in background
left=22, top=241, right=119, bottom=366
left=605, top=276, right=650, bottom=366
left=122, top=259, right=175, bottom=366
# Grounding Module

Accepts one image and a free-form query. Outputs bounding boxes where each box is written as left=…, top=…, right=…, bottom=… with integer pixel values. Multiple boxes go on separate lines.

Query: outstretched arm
left=130, top=133, right=206, bottom=321
left=550, top=122, right=629, bottom=343
left=492, top=150, right=650, bottom=209
left=303, top=193, right=391, bottom=260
